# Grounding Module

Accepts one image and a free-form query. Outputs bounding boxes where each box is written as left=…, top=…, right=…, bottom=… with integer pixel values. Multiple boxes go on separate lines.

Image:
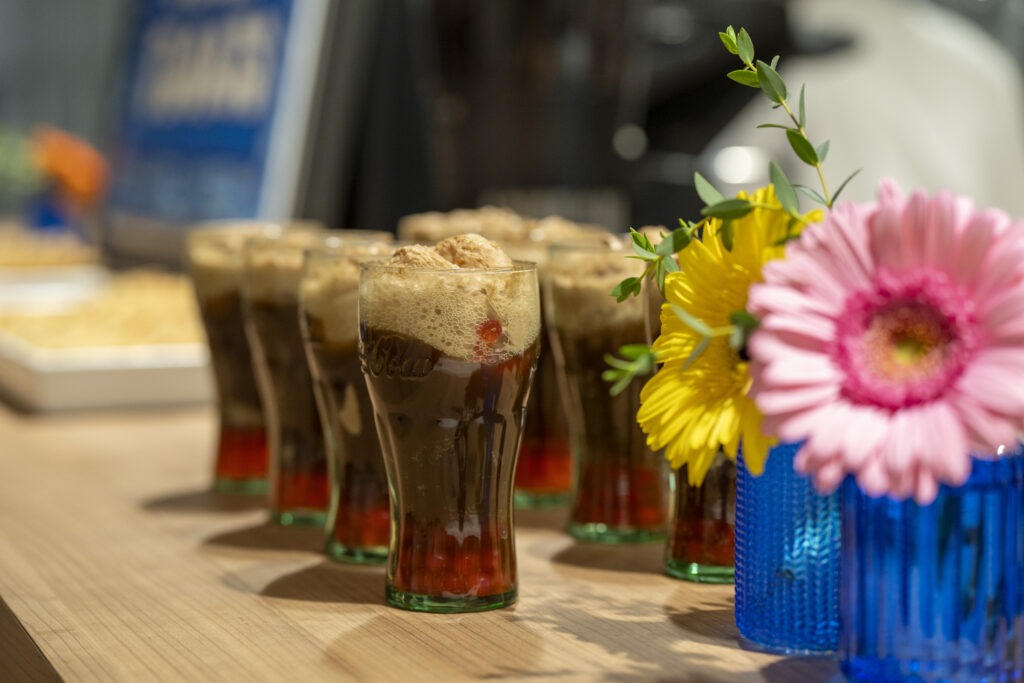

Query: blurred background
left=1, top=0, right=1023, bottom=265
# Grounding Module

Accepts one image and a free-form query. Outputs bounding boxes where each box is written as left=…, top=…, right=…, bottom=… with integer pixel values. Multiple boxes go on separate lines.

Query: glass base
left=386, top=585, right=517, bottom=613
left=515, top=490, right=570, bottom=509
left=325, top=541, right=387, bottom=565
left=739, top=635, right=835, bottom=658
left=567, top=522, right=665, bottom=544
left=664, top=559, right=734, bottom=584
left=212, top=477, right=268, bottom=495
left=271, top=510, right=327, bottom=527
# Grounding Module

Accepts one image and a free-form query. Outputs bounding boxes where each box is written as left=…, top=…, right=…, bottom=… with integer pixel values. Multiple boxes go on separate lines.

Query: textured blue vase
left=840, top=449, right=1024, bottom=682
left=735, top=442, right=841, bottom=655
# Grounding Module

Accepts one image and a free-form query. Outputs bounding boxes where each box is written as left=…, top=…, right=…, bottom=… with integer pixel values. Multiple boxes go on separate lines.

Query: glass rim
left=359, top=259, right=538, bottom=275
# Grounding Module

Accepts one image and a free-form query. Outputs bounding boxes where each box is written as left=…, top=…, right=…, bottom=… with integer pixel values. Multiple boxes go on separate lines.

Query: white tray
left=0, top=331, right=214, bottom=413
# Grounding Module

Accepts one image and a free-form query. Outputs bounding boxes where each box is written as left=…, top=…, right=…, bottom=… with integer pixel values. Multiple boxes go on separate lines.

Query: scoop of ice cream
left=360, top=235, right=539, bottom=362
left=446, top=206, right=526, bottom=242
left=435, top=234, right=513, bottom=269
left=525, top=215, right=612, bottom=245
left=397, top=206, right=528, bottom=244
left=390, top=244, right=458, bottom=269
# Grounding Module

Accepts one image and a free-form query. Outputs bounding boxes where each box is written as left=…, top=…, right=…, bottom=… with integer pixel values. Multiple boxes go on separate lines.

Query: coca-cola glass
left=360, top=258, right=540, bottom=612
left=186, top=221, right=280, bottom=494
left=299, top=238, right=395, bottom=563
left=545, top=239, right=669, bottom=543
left=242, top=228, right=386, bottom=526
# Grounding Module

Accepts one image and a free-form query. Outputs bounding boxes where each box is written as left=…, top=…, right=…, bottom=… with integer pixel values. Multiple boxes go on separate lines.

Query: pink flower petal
left=760, top=355, right=840, bottom=387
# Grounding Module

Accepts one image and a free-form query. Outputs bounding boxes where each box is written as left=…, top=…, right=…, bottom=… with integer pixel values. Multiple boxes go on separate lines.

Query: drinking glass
left=185, top=220, right=280, bottom=494
left=299, top=238, right=395, bottom=562
left=243, top=228, right=389, bottom=525
left=545, top=239, right=669, bottom=543
left=360, top=259, right=540, bottom=612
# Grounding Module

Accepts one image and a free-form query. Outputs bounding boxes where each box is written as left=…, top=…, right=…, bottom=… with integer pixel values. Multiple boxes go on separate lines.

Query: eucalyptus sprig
left=718, top=25, right=860, bottom=210
left=604, top=25, right=857, bottom=395
left=611, top=226, right=694, bottom=302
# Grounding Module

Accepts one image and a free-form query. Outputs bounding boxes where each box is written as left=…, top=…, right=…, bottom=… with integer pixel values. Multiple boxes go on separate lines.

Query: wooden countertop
left=0, top=404, right=840, bottom=682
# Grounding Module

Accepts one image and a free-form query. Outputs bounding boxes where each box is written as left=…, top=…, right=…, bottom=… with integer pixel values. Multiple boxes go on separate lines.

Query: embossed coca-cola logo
left=362, top=329, right=436, bottom=379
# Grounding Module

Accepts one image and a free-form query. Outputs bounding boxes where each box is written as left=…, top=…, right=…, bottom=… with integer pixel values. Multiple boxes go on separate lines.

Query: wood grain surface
left=0, top=405, right=841, bottom=682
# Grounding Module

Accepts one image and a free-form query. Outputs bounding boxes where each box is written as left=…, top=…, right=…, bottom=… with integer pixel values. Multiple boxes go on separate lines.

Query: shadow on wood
left=758, top=655, right=841, bottom=682
left=142, top=488, right=266, bottom=514
left=203, top=521, right=322, bottom=553
left=513, top=505, right=568, bottom=532
left=259, top=560, right=386, bottom=605
left=550, top=540, right=663, bottom=574
left=665, top=605, right=739, bottom=642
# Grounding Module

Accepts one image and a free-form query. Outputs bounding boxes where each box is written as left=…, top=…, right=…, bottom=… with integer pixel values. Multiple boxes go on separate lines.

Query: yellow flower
left=637, top=185, right=822, bottom=484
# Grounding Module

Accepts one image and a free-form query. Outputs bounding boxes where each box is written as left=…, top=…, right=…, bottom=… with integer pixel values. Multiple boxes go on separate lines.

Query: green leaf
left=655, top=228, right=691, bottom=256
left=794, top=184, right=828, bottom=206
left=610, top=276, right=642, bottom=302
left=755, top=60, right=787, bottom=103
left=728, top=310, right=760, bottom=354
left=629, top=227, right=654, bottom=252
left=701, top=198, right=753, bottom=220
left=798, top=84, right=806, bottom=128
left=661, top=255, right=679, bottom=274
left=729, top=309, right=760, bottom=332
left=603, top=346, right=657, bottom=396
left=769, top=162, right=798, bottom=214
left=832, top=168, right=863, bottom=204
left=694, top=172, right=725, bottom=206
left=786, top=129, right=819, bottom=165
left=816, top=140, right=830, bottom=164
left=727, top=69, right=760, bottom=88
left=756, top=123, right=794, bottom=131
left=737, top=28, right=754, bottom=65
left=620, top=343, right=654, bottom=360
left=719, top=30, right=738, bottom=55
left=720, top=219, right=735, bottom=251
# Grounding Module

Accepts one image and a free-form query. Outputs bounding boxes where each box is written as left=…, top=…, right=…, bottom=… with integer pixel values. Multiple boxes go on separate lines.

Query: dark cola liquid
left=554, top=320, right=668, bottom=540
left=361, top=325, right=538, bottom=604
left=303, top=318, right=390, bottom=561
left=666, top=460, right=735, bottom=582
left=248, top=300, right=329, bottom=522
left=515, top=334, right=572, bottom=503
left=197, top=290, right=267, bottom=489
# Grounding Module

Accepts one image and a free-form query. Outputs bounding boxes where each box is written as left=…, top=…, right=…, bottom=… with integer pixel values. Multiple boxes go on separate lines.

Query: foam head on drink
left=359, top=234, right=540, bottom=611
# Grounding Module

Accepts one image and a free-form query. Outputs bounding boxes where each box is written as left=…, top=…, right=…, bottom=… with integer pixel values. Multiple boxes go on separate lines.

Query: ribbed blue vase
left=840, top=449, right=1024, bottom=682
left=735, top=443, right=841, bottom=655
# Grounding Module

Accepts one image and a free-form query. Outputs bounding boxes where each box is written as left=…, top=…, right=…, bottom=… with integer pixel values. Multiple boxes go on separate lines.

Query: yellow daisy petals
left=636, top=184, right=818, bottom=484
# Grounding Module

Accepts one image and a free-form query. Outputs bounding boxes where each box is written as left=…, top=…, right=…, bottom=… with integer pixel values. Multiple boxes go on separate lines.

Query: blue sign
left=111, top=0, right=293, bottom=222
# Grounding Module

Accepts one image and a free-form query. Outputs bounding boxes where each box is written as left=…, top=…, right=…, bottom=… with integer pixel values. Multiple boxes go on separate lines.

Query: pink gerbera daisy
left=747, top=179, right=1024, bottom=503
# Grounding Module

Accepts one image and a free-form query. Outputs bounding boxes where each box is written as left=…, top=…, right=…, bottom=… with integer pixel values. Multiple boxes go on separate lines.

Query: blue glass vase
left=840, top=449, right=1024, bottom=682
left=735, top=442, right=841, bottom=655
